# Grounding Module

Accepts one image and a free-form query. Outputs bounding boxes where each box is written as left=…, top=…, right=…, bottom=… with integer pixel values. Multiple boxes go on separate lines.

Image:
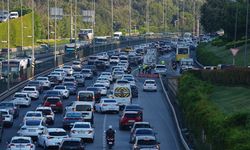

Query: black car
left=0, top=102, right=19, bottom=118
left=86, top=87, right=102, bottom=103
left=95, top=60, right=106, bottom=71
left=43, top=90, right=63, bottom=102
left=130, top=84, right=138, bottom=98
left=83, top=65, right=98, bottom=75
left=59, top=138, right=85, bottom=150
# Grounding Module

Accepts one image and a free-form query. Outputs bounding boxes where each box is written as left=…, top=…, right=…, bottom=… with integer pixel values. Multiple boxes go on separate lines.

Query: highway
left=0, top=51, right=183, bottom=150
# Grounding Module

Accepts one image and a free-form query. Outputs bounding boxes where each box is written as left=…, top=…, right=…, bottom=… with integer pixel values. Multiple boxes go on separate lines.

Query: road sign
left=50, top=7, right=64, bottom=20
left=230, top=48, right=240, bottom=56
left=82, top=10, right=95, bottom=23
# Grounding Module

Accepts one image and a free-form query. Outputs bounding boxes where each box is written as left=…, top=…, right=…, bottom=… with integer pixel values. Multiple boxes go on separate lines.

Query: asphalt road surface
left=0, top=52, right=183, bottom=150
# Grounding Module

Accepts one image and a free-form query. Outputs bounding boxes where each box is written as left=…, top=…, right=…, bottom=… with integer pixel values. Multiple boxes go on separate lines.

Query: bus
left=1, top=59, right=28, bottom=77
left=176, top=45, right=190, bottom=62
left=78, top=29, right=94, bottom=43
left=94, top=36, right=111, bottom=45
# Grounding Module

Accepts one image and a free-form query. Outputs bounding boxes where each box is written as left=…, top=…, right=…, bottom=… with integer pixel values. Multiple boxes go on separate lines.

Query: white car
left=93, top=83, right=107, bottom=95
left=96, top=77, right=110, bottom=88
left=122, top=77, right=136, bottom=85
left=70, top=122, right=94, bottom=143
left=38, top=128, right=68, bottom=149
left=0, top=109, right=13, bottom=127
left=49, top=71, right=65, bottom=81
left=18, top=119, right=47, bottom=138
left=22, top=86, right=39, bottom=100
left=95, top=98, right=119, bottom=113
left=12, top=92, right=31, bottom=107
left=72, top=61, right=82, bottom=70
left=110, top=55, right=120, bottom=64
left=112, top=70, right=124, bottom=80
left=154, top=64, right=167, bottom=74
left=143, top=80, right=157, bottom=92
left=9, top=12, right=19, bottom=19
left=81, top=69, right=93, bottom=79
left=36, top=107, right=55, bottom=125
left=24, top=111, right=45, bottom=122
left=100, top=72, right=113, bottom=81
left=36, top=77, right=51, bottom=89
left=62, top=65, right=74, bottom=75
left=117, top=63, right=128, bottom=71
left=7, top=136, right=35, bottom=150
left=53, top=85, right=69, bottom=98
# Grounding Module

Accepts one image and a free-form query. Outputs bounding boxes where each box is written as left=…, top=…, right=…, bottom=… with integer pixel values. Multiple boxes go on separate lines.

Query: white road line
left=102, top=114, right=107, bottom=150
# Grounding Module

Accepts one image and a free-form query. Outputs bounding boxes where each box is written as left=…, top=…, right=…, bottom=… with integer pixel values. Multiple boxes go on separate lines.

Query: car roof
left=11, top=136, right=31, bottom=140
left=136, top=135, right=156, bottom=140
left=135, top=128, right=153, bottom=131
left=124, top=111, right=139, bottom=114
left=36, top=106, right=52, bottom=110
left=47, top=128, right=66, bottom=132
left=134, top=122, right=150, bottom=125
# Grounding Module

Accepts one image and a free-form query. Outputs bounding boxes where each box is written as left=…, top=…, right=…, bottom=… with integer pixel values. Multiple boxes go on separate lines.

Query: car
left=95, top=98, right=119, bottom=113
left=43, top=90, right=63, bottom=102
left=130, top=122, right=152, bottom=135
left=87, top=56, right=98, bottom=65
left=0, top=15, right=8, bottom=22
left=130, top=84, right=138, bottom=98
left=63, top=82, right=77, bottom=95
left=48, top=75, right=60, bottom=86
left=73, top=74, right=85, bottom=86
left=83, top=65, right=97, bottom=75
left=38, top=128, right=68, bottom=149
left=132, top=135, right=160, bottom=150
left=27, top=80, right=43, bottom=93
left=130, top=128, right=156, bottom=143
left=22, top=86, right=39, bottom=100
left=70, top=122, right=95, bottom=143
left=36, top=106, right=55, bottom=125
left=48, top=71, right=64, bottom=82
left=18, top=119, right=47, bottom=140
left=66, top=101, right=94, bottom=124
left=36, top=77, right=51, bottom=89
left=143, top=80, right=157, bottom=92
left=0, top=109, right=13, bottom=127
left=53, top=85, right=70, bottom=99
left=62, top=65, right=74, bottom=75
left=63, top=76, right=76, bottom=83
left=112, top=70, right=124, bottom=81
left=86, top=87, right=102, bottom=103
left=119, top=111, right=142, bottom=130
left=93, top=83, right=108, bottom=95
left=81, top=69, right=93, bottom=79
left=44, top=97, right=63, bottom=113
left=122, top=76, right=136, bottom=85
left=59, top=137, right=85, bottom=150
left=116, top=79, right=130, bottom=85
left=154, top=64, right=167, bottom=75
left=95, top=60, right=106, bottom=70
left=123, top=104, right=143, bottom=119
left=100, top=72, right=113, bottom=82
left=72, top=60, right=82, bottom=71
left=110, top=55, right=120, bottom=64
left=12, top=92, right=31, bottom=107
left=77, top=91, right=95, bottom=103
left=9, top=11, right=19, bottom=19
left=24, top=111, right=45, bottom=122
left=7, top=136, right=35, bottom=150
left=98, top=58, right=110, bottom=67
left=63, top=112, right=84, bottom=129
left=96, top=77, right=110, bottom=88
left=0, top=102, right=19, bottom=119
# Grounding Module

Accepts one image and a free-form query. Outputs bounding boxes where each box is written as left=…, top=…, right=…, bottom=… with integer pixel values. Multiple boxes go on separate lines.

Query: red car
left=44, top=97, right=63, bottom=113
left=119, top=111, right=142, bottom=130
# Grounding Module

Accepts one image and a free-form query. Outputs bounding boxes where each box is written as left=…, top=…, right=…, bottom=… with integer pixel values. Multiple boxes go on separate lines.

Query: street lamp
left=244, top=0, right=249, bottom=67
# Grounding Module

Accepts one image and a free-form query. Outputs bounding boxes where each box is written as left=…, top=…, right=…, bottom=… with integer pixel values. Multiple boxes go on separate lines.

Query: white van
left=9, top=12, right=18, bottom=19
left=111, top=84, right=132, bottom=110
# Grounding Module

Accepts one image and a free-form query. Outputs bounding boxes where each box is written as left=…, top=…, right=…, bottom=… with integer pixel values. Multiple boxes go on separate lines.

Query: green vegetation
left=178, top=73, right=250, bottom=150
left=211, top=86, right=250, bottom=114
left=196, top=41, right=250, bottom=66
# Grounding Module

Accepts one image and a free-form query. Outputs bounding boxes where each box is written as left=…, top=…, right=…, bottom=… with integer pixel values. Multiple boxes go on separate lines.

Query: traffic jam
left=0, top=42, right=171, bottom=150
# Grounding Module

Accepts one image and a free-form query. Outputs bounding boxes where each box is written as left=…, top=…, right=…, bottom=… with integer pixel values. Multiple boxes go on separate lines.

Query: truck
left=113, top=32, right=123, bottom=40
left=78, top=29, right=94, bottom=43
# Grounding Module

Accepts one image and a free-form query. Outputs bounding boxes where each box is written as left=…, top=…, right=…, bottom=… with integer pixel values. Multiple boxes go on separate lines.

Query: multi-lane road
left=0, top=51, right=183, bottom=150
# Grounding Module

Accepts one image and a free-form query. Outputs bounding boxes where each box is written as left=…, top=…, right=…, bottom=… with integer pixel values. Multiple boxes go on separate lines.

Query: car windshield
left=136, top=130, right=153, bottom=135
left=37, top=77, right=47, bottom=81
left=63, top=66, right=71, bottom=69
left=26, top=120, right=41, bottom=126
left=137, top=139, right=157, bottom=145
left=49, top=131, right=67, bottom=136
left=74, top=124, right=90, bottom=128
left=82, top=70, right=90, bottom=73
left=0, top=111, right=8, bottom=115
left=23, top=88, right=35, bottom=91
left=64, top=78, right=74, bottom=82
left=75, top=105, right=91, bottom=111
left=66, top=112, right=82, bottom=118
left=26, top=113, right=41, bottom=117
left=79, top=93, right=94, bottom=101
left=73, top=62, right=80, bottom=65
left=12, top=139, right=30, bottom=144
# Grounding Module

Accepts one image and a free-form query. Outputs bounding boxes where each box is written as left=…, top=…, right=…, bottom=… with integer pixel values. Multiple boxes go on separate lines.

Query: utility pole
left=129, top=0, right=131, bottom=36
left=74, top=0, right=77, bottom=59
left=163, top=0, right=165, bottom=33
left=244, top=0, right=249, bottom=67
left=48, top=0, right=50, bottom=41
left=7, top=0, right=10, bottom=91
left=70, top=0, right=73, bottom=40
left=54, top=0, right=57, bottom=67
left=92, top=0, right=96, bottom=54
left=146, top=0, right=149, bottom=33
left=32, top=0, right=35, bottom=77
left=21, top=0, right=24, bottom=49
left=192, top=0, right=196, bottom=36
left=111, top=0, right=113, bottom=38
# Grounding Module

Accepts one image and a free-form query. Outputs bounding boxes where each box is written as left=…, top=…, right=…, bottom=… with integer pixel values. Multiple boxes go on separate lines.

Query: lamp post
left=54, top=0, right=57, bottom=67
left=20, top=0, right=24, bottom=50
left=244, top=0, right=249, bottom=67
left=7, top=0, right=10, bottom=91
left=48, top=0, right=50, bottom=41
left=31, top=0, right=35, bottom=77
left=129, top=0, right=131, bottom=37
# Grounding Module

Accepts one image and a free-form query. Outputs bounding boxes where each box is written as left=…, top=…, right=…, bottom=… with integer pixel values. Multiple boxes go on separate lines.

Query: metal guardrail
left=0, top=37, right=163, bottom=101
left=159, top=75, right=191, bottom=150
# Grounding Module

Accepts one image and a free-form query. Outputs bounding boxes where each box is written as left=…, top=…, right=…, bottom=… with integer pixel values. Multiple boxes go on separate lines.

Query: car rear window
left=37, top=109, right=51, bottom=115
left=136, top=129, right=153, bottom=135
left=145, top=81, right=155, bottom=84
left=74, top=124, right=90, bottom=128
left=12, top=139, right=30, bottom=144
left=137, top=139, right=157, bottom=145
left=79, top=93, right=94, bottom=101
left=26, top=113, right=41, bottom=117
left=49, top=131, right=67, bottom=136
left=62, top=141, right=81, bottom=146
left=75, top=105, right=91, bottom=111
left=46, top=98, right=60, bottom=103
left=81, top=70, right=90, bottom=73
left=135, top=124, right=151, bottom=129
left=14, top=94, right=26, bottom=98
left=156, top=65, right=166, bottom=69
left=103, top=100, right=116, bottom=103
left=26, top=120, right=41, bottom=126
left=24, top=87, right=35, bottom=91
left=124, top=113, right=139, bottom=118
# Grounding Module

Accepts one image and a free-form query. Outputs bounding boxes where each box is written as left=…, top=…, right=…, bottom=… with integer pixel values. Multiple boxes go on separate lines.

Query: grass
left=197, top=42, right=250, bottom=67
left=0, top=13, right=33, bottom=48
left=210, top=86, right=250, bottom=114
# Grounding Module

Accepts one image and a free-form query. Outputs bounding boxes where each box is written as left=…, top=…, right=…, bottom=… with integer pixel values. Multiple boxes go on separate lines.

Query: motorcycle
left=107, top=137, right=114, bottom=149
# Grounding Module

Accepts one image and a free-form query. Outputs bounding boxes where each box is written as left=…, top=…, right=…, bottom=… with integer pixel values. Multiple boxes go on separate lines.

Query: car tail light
left=44, top=102, right=50, bottom=106
left=77, top=96, right=79, bottom=100
left=56, top=102, right=62, bottom=107
left=102, top=104, right=108, bottom=106
left=27, top=144, right=33, bottom=148
left=8, top=144, right=15, bottom=148
left=64, top=118, right=69, bottom=120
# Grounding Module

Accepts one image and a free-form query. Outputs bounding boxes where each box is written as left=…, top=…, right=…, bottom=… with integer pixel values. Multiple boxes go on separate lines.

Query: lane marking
left=102, top=114, right=107, bottom=150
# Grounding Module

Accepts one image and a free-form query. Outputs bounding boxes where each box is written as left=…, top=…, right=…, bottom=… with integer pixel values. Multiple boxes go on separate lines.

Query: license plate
left=109, top=142, right=113, bottom=144
left=17, top=145, right=25, bottom=148
left=28, top=129, right=36, bottom=132
left=128, top=120, right=135, bottom=123
left=51, top=104, right=56, bottom=106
